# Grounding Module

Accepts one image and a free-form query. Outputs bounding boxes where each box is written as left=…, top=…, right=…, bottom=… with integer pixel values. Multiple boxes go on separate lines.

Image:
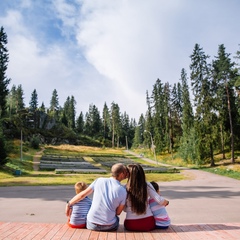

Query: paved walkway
left=1, top=154, right=240, bottom=224
left=126, top=150, right=240, bottom=224
left=33, top=148, right=45, bottom=171
left=0, top=150, right=240, bottom=240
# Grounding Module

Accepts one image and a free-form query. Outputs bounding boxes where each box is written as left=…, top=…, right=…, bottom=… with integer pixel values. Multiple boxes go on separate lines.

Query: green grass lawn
left=1, top=143, right=239, bottom=187
left=0, top=144, right=185, bottom=186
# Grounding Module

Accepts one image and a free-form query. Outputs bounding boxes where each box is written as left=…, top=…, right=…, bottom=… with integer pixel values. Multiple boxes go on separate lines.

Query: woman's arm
left=147, top=182, right=169, bottom=206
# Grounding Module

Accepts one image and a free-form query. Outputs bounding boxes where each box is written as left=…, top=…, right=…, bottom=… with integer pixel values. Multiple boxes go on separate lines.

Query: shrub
left=30, top=135, right=40, bottom=149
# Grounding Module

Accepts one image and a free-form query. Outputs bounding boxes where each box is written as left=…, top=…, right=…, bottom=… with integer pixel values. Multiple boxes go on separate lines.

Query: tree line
left=1, top=26, right=240, bottom=167
left=133, top=43, right=240, bottom=166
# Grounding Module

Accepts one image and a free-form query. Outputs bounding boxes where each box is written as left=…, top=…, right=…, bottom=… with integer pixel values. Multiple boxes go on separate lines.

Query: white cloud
left=1, top=0, right=240, bottom=120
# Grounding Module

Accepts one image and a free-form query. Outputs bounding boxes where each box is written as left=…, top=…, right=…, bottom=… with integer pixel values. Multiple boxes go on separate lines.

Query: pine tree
left=62, top=96, right=70, bottom=127
left=178, top=68, right=194, bottom=162
left=110, top=102, right=121, bottom=148
left=76, top=111, right=84, bottom=134
left=29, top=89, right=38, bottom=128
left=29, top=89, right=38, bottom=112
left=16, top=85, right=25, bottom=111
left=163, top=82, right=171, bottom=153
left=144, top=90, right=153, bottom=147
left=50, top=89, right=59, bottom=118
left=190, top=44, right=216, bottom=165
left=102, top=102, right=111, bottom=140
left=84, top=104, right=102, bottom=137
left=121, top=111, right=130, bottom=148
left=0, top=123, right=7, bottom=165
left=62, top=96, right=76, bottom=129
left=132, top=114, right=145, bottom=148
left=0, top=26, right=11, bottom=118
left=151, top=79, right=165, bottom=153
left=70, top=96, right=76, bottom=129
left=212, top=44, right=239, bottom=163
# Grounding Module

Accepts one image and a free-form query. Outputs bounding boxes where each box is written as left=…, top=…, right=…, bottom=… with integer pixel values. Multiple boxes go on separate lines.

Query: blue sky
left=1, top=0, right=240, bottom=120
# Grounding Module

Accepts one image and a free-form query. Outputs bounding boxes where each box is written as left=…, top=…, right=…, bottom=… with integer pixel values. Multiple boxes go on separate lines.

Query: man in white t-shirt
left=65, top=163, right=128, bottom=231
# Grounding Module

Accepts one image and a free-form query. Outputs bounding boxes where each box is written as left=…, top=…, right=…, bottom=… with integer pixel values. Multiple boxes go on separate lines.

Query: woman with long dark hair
left=124, top=164, right=169, bottom=231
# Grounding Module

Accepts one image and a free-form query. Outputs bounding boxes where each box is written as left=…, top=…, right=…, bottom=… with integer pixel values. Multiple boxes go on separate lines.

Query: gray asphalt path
left=0, top=154, right=240, bottom=224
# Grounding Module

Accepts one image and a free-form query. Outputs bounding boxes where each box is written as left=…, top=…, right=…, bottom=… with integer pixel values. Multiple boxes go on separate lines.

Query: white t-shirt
left=87, top=177, right=127, bottom=225
left=124, top=182, right=165, bottom=220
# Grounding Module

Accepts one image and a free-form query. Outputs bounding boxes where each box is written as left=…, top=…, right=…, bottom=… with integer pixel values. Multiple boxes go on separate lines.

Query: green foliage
left=178, top=127, right=201, bottom=164
left=0, top=120, right=7, bottom=165
left=203, top=167, right=240, bottom=180
left=0, top=26, right=11, bottom=118
left=29, top=89, right=38, bottom=111
left=49, top=89, right=59, bottom=114
left=0, top=136, right=7, bottom=165
left=84, top=104, right=102, bottom=137
left=30, top=135, right=40, bottom=149
left=2, top=26, right=240, bottom=163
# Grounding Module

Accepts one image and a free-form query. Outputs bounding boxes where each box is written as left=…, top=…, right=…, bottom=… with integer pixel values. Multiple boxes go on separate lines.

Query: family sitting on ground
left=65, top=163, right=170, bottom=232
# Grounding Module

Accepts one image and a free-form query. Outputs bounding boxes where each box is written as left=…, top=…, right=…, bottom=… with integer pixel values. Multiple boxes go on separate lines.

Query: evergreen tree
left=180, top=68, right=193, bottom=135
left=7, top=85, right=16, bottom=116
left=212, top=44, right=239, bottom=163
left=190, top=44, right=216, bottom=165
left=144, top=90, right=153, bottom=147
left=0, top=26, right=11, bottom=118
left=163, top=82, right=171, bottom=153
left=234, top=46, right=240, bottom=144
left=110, top=102, right=121, bottom=148
left=129, top=118, right=137, bottom=148
left=62, top=96, right=70, bottom=127
left=102, top=102, right=111, bottom=140
left=178, top=68, right=194, bottom=162
left=151, top=79, right=165, bottom=153
left=70, top=96, right=76, bottom=129
left=84, top=112, right=91, bottom=136
left=50, top=89, right=59, bottom=118
left=91, top=104, right=102, bottom=137
left=29, top=89, right=38, bottom=112
left=76, top=111, right=84, bottom=134
left=7, top=84, right=24, bottom=116
left=29, top=89, right=38, bottom=128
left=120, top=112, right=130, bottom=148
left=39, top=102, right=45, bottom=112
left=16, top=85, right=25, bottom=112
left=170, top=82, right=183, bottom=149
left=62, top=96, right=76, bottom=129
left=132, top=114, right=145, bottom=148
left=0, top=122, right=7, bottom=165
left=84, top=104, right=101, bottom=137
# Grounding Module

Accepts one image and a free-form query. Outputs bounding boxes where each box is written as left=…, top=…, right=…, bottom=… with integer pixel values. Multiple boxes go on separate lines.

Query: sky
left=1, top=0, right=240, bottom=120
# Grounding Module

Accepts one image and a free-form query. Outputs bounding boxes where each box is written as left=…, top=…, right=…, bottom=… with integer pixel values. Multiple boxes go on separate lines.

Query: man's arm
left=65, top=186, right=93, bottom=216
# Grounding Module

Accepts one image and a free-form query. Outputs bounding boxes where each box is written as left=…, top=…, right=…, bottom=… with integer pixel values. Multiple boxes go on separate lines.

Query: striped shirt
left=149, top=196, right=171, bottom=227
left=70, top=196, right=92, bottom=225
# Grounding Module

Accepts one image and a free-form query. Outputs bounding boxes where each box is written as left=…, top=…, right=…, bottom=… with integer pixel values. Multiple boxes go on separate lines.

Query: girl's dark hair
left=126, top=164, right=147, bottom=215
left=150, top=181, right=159, bottom=192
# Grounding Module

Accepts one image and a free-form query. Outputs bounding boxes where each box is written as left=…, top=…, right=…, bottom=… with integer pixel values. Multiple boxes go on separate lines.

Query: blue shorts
left=86, top=216, right=119, bottom=231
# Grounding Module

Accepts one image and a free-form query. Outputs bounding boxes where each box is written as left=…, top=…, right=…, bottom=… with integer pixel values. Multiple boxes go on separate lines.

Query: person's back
left=68, top=182, right=92, bottom=228
left=69, top=197, right=92, bottom=227
left=87, top=177, right=126, bottom=225
left=65, top=163, right=128, bottom=231
left=124, top=164, right=169, bottom=232
left=149, top=181, right=171, bottom=229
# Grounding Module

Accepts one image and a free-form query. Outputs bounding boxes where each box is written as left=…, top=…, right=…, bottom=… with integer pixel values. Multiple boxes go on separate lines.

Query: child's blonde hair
left=74, top=182, right=88, bottom=194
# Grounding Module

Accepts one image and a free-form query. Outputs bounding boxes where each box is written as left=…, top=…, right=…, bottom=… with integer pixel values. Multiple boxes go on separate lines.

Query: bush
left=0, top=136, right=7, bottom=165
left=30, top=135, right=40, bottom=149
